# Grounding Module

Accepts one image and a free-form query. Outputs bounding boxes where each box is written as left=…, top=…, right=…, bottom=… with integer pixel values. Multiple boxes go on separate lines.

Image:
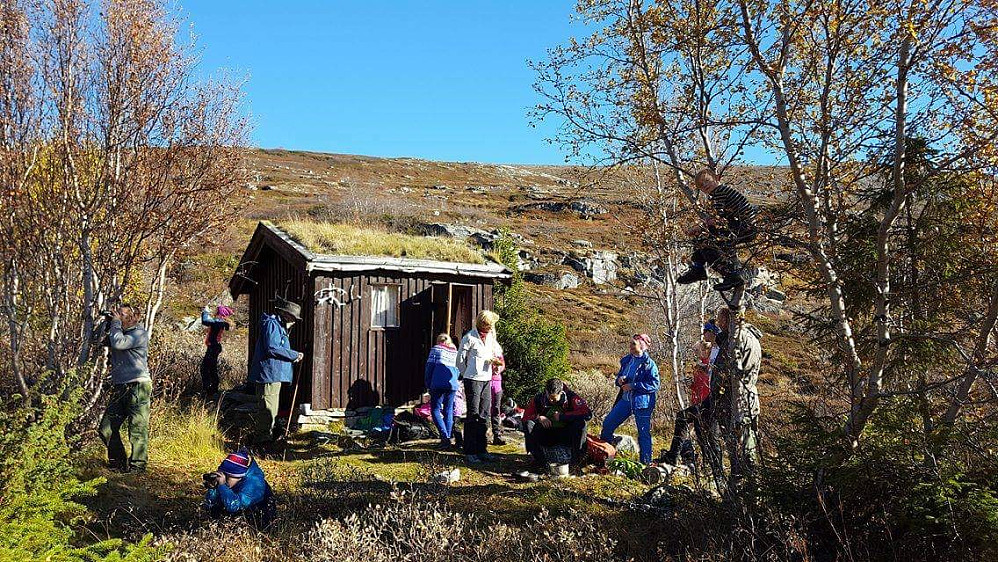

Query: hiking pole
left=282, top=357, right=303, bottom=461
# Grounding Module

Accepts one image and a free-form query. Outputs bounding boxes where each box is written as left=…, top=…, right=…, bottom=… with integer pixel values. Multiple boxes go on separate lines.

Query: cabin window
left=370, top=284, right=400, bottom=328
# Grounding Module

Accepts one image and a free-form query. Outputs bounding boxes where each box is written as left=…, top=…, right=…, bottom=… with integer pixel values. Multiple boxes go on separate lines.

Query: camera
left=202, top=472, right=218, bottom=489
left=100, top=310, right=114, bottom=319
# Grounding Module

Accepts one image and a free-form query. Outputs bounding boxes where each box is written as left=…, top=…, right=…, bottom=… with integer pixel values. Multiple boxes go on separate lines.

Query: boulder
left=775, top=252, right=809, bottom=265
left=512, top=199, right=608, bottom=219
left=745, top=266, right=778, bottom=292
left=417, top=223, right=488, bottom=240
left=749, top=294, right=784, bottom=315
left=611, top=434, right=639, bottom=456
left=569, top=199, right=609, bottom=219
left=766, top=288, right=787, bottom=302
left=179, top=316, right=199, bottom=331
left=587, top=251, right=618, bottom=285
left=556, top=273, right=580, bottom=290
left=470, top=231, right=499, bottom=250
left=562, top=255, right=588, bottom=274
left=524, top=272, right=580, bottom=290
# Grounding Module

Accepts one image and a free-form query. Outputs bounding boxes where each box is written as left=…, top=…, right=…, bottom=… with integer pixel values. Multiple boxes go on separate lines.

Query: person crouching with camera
left=202, top=449, right=276, bottom=529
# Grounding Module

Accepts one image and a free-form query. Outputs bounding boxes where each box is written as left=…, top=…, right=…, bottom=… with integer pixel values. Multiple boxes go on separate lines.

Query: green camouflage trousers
left=254, top=382, right=282, bottom=444
left=732, top=416, right=759, bottom=478
left=99, top=380, right=152, bottom=472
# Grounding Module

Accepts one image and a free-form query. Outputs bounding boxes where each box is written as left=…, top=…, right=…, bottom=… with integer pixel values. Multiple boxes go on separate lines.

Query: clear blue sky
left=183, top=1, right=581, bottom=165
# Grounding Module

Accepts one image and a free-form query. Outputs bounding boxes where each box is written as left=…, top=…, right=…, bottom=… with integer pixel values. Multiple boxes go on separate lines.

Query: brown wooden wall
left=310, top=272, right=494, bottom=410
left=246, top=246, right=315, bottom=408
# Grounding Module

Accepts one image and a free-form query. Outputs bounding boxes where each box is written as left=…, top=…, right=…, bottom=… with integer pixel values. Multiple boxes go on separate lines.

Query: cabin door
left=431, top=283, right=475, bottom=343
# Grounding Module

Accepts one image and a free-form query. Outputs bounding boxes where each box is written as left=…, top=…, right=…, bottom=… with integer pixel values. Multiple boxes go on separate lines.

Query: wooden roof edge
left=308, top=255, right=513, bottom=279
left=228, top=221, right=315, bottom=298
left=229, top=221, right=513, bottom=299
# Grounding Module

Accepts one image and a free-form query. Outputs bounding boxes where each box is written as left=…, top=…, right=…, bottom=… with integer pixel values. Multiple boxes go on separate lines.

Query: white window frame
left=370, top=284, right=401, bottom=329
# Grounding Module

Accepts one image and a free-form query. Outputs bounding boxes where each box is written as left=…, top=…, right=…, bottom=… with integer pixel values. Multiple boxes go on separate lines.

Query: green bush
left=762, top=400, right=998, bottom=560
left=0, top=375, right=158, bottom=561
left=492, top=230, right=571, bottom=403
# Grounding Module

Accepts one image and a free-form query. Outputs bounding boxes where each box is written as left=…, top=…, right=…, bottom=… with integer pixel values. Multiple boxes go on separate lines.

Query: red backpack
left=585, top=434, right=617, bottom=466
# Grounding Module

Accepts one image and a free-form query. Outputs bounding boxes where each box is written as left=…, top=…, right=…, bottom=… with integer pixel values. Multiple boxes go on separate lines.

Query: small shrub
left=493, top=229, right=572, bottom=403
left=150, top=330, right=206, bottom=403
left=569, top=369, right=617, bottom=423
left=303, top=490, right=618, bottom=561
left=0, top=373, right=158, bottom=561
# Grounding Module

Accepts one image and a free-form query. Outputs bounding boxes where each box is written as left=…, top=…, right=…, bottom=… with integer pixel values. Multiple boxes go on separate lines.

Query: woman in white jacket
left=457, top=310, right=504, bottom=464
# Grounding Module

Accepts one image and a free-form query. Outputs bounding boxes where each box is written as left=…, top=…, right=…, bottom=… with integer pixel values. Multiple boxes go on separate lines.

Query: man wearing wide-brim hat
left=248, top=297, right=304, bottom=449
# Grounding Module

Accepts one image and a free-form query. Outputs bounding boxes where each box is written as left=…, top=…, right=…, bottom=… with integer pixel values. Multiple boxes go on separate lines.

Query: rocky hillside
left=180, top=149, right=806, bottom=390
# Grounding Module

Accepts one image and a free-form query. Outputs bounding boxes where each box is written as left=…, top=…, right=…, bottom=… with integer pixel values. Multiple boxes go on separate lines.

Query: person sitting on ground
left=677, top=169, right=759, bottom=292
left=523, top=378, right=592, bottom=470
left=202, top=449, right=276, bottom=528
left=425, top=333, right=460, bottom=449
left=414, top=392, right=433, bottom=420
left=200, top=304, right=233, bottom=399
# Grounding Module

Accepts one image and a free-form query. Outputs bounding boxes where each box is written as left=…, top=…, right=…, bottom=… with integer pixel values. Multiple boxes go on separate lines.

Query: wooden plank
left=333, top=275, right=345, bottom=408
left=312, top=276, right=330, bottom=410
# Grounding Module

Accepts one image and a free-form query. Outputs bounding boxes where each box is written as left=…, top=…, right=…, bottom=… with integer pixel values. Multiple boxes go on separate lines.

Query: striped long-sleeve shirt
left=710, top=184, right=758, bottom=238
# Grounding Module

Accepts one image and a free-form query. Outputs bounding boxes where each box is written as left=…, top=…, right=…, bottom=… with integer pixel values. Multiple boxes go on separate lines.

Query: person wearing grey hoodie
left=98, top=304, right=152, bottom=473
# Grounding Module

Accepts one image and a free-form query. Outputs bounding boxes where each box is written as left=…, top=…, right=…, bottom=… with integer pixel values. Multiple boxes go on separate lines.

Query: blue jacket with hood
left=249, top=314, right=298, bottom=384
left=615, top=352, right=660, bottom=410
left=203, top=459, right=273, bottom=514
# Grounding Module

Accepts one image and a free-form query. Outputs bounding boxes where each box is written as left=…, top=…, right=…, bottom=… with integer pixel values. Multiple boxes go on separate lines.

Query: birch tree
left=0, top=0, right=247, bottom=408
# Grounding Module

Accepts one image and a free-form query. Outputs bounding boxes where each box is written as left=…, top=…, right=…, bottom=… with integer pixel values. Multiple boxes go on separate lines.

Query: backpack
left=389, top=411, right=435, bottom=443
left=585, top=434, right=617, bottom=466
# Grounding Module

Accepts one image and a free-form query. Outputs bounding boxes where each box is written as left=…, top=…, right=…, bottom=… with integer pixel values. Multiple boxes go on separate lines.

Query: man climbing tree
left=677, top=170, right=759, bottom=292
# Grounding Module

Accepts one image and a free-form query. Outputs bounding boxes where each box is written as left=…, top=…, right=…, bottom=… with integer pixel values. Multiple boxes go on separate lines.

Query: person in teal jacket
left=203, top=449, right=276, bottom=528
left=600, top=334, right=660, bottom=464
left=249, top=298, right=303, bottom=447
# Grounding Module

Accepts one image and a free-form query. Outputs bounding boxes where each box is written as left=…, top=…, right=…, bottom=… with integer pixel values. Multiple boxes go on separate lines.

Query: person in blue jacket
left=249, top=298, right=304, bottom=448
left=600, top=333, right=660, bottom=464
left=425, top=333, right=460, bottom=449
left=203, top=448, right=276, bottom=528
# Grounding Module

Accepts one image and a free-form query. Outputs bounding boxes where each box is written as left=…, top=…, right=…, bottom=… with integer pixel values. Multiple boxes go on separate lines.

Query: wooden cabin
left=228, top=221, right=512, bottom=414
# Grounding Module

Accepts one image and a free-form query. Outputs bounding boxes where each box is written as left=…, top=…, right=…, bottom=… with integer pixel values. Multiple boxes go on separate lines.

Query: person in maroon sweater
left=200, top=304, right=233, bottom=398
left=523, top=378, right=592, bottom=467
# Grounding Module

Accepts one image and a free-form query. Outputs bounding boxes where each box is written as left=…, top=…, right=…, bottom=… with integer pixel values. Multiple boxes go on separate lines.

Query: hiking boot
left=437, top=438, right=453, bottom=450
left=677, top=266, right=708, bottom=284
left=465, top=454, right=482, bottom=464
left=714, top=274, right=744, bottom=292
left=478, top=452, right=498, bottom=463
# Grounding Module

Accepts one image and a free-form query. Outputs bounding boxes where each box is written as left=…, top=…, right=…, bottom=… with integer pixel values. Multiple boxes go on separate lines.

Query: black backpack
left=388, top=411, right=436, bottom=443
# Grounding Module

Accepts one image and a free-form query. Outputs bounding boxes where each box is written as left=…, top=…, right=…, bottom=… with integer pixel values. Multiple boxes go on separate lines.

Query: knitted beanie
left=218, top=449, right=251, bottom=477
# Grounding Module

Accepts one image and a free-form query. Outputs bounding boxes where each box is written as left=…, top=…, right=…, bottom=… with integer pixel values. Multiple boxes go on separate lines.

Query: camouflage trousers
left=99, top=380, right=152, bottom=472
left=732, top=416, right=759, bottom=479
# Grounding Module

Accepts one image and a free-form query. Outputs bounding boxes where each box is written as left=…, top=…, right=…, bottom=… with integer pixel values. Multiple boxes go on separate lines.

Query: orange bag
left=585, top=434, right=617, bottom=466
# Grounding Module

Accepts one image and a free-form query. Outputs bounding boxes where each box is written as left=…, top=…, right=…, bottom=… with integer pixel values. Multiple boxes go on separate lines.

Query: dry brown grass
left=280, top=218, right=486, bottom=264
